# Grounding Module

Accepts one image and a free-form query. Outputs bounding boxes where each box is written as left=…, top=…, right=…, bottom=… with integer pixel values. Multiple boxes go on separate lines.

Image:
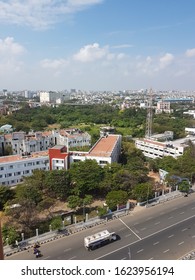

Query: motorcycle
left=34, top=248, right=42, bottom=258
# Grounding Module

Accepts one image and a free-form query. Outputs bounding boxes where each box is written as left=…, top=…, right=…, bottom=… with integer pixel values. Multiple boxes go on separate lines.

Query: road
left=5, top=192, right=195, bottom=260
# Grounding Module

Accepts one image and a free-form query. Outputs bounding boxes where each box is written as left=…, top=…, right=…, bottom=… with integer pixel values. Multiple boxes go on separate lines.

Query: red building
left=48, top=145, right=69, bottom=170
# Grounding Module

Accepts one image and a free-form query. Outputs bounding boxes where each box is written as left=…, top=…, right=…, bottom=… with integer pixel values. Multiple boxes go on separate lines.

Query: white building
left=1, top=129, right=91, bottom=155
left=0, top=151, right=49, bottom=186
left=135, top=137, right=189, bottom=159
left=183, top=110, right=195, bottom=119
left=69, top=134, right=122, bottom=167
left=0, top=134, right=122, bottom=186
left=155, top=101, right=173, bottom=114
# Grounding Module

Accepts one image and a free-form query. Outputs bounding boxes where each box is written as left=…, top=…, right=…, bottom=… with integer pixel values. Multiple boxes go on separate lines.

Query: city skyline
left=0, top=0, right=195, bottom=92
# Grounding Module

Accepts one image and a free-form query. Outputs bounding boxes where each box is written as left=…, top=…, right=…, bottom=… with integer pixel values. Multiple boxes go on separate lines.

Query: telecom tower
left=145, top=88, right=153, bottom=139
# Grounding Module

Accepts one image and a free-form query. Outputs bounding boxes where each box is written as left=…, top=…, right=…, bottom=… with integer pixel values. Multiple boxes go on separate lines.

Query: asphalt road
left=5, top=192, right=195, bottom=260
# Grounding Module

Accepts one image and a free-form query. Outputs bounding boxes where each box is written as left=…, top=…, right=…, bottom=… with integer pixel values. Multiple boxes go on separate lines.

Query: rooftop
left=89, top=135, right=119, bottom=157
left=0, top=151, right=48, bottom=164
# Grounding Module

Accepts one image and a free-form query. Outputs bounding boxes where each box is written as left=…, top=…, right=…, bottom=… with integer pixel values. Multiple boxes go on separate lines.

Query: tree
left=44, top=170, right=71, bottom=200
left=15, top=183, right=42, bottom=206
left=69, top=159, right=104, bottom=197
left=132, top=182, right=153, bottom=203
left=106, top=190, right=128, bottom=211
left=0, top=186, right=14, bottom=210
left=178, top=180, right=190, bottom=194
left=1, top=225, right=20, bottom=246
left=50, top=217, right=63, bottom=231
left=67, top=195, right=82, bottom=210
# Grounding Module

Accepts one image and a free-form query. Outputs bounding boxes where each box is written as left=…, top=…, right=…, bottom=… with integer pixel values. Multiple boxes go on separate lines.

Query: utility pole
left=0, top=219, right=4, bottom=260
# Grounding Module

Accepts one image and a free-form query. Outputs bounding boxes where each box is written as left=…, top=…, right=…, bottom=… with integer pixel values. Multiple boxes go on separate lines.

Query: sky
left=0, top=0, right=195, bottom=92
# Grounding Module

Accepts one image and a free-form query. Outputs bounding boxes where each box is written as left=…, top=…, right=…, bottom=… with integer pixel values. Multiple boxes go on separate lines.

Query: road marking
left=121, top=257, right=127, bottom=260
left=96, top=213, right=195, bottom=260
left=68, top=256, right=76, bottom=260
left=64, top=248, right=71, bottom=252
left=140, top=227, right=146, bottom=231
left=168, top=216, right=173, bottom=219
left=146, top=217, right=153, bottom=221
left=154, top=222, right=160, bottom=225
left=163, top=249, right=170, bottom=253
left=149, top=257, right=154, bottom=260
left=178, top=241, right=184, bottom=245
left=118, top=227, right=126, bottom=232
left=153, top=241, right=159, bottom=245
left=137, top=249, right=144, bottom=253
left=168, top=234, right=174, bottom=238
left=119, top=218, right=142, bottom=240
left=43, top=256, right=50, bottom=260
left=125, top=233, right=132, bottom=237
left=191, top=207, right=195, bottom=210
left=192, top=235, right=195, bottom=238
left=180, top=212, right=185, bottom=215
left=181, top=228, right=188, bottom=232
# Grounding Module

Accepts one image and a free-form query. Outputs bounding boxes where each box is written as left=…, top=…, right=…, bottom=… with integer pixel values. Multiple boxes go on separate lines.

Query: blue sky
left=0, top=0, right=195, bottom=91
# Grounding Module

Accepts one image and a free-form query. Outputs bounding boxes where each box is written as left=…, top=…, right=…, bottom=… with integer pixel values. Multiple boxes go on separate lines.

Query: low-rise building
left=0, top=151, right=49, bottom=186
left=135, top=136, right=194, bottom=159
left=0, top=134, right=122, bottom=186
left=1, top=128, right=91, bottom=156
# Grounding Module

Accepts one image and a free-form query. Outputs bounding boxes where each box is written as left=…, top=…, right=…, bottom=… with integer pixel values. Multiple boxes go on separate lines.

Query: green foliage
left=2, top=225, right=20, bottom=245
left=0, top=186, right=14, bottom=210
left=97, top=206, right=108, bottom=217
left=44, top=170, right=71, bottom=200
left=178, top=180, right=190, bottom=194
left=50, top=217, right=63, bottom=231
left=106, top=190, right=128, bottom=211
left=15, top=183, right=42, bottom=206
left=69, top=159, right=104, bottom=196
left=132, top=182, right=153, bottom=202
left=67, top=195, right=82, bottom=210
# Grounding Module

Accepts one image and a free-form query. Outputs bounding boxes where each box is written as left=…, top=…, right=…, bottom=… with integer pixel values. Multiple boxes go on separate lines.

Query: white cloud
left=40, top=58, right=69, bottom=69
left=159, top=53, right=174, bottom=69
left=112, top=44, right=134, bottom=49
left=185, top=48, right=195, bottom=57
left=73, top=43, right=108, bottom=62
left=0, top=0, right=104, bottom=29
left=0, top=37, right=25, bottom=56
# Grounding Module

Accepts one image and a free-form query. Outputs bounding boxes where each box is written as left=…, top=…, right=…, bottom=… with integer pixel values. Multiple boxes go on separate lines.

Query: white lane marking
left=181, top=228, right=188, bottom=232
left=125, top=233, right=132, bottom=237
left=68, top=256, right=76, bottom=260
left=146, top=217, right=153, bottom=221
left=178, top=241, right=184, bottom=245
left=137, top=249, right=144, bottom=254
left=119, top=218, right=142, bottom=240
left=121, top=257, right=127, bottom=260
left=118, top=227, right=126, bottom=232
left=180, top=212, right=185, bottom=214
left=154, top=222, right=160, bottom=225
left=140, top=227, right=146, bottom=231
left=153, top=241, right=159, bottom=245
left=64, top=248, right=71, bottom=252
left=168, top=216, right=173, bottom=219
left=163, top=249, right=170, bottom=253
left=43, top=256, right=50, bottom=260
left=168, top=234, right=174, bottom=238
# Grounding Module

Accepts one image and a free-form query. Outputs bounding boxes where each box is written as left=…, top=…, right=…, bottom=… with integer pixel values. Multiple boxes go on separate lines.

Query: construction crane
left=145, top=88, right=153, bottom=139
